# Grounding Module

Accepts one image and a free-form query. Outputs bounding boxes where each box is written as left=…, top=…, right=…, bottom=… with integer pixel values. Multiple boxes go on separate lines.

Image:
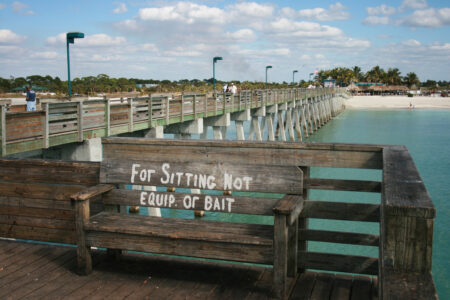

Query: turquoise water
left=156, top=108, right=448, bottom=298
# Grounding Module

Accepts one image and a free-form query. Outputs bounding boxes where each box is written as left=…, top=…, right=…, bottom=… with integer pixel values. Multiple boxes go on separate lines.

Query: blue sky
left=0, top=0, right=449, bottom=82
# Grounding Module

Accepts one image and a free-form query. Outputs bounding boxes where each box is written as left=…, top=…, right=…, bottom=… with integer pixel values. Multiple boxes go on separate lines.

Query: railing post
left=128, top=98, right=133, bottom=132
left=166, top=96, right=170, bottom=124
left=42, top=102, right=49, bottom=148
left=77, top=101, right=83, bottom=142
left=193, top=95, right=197, bottom=120
left=204, top=94, right=208, bottom=117
left=148, top=95, right=153, bottom=128
left=105, top=98, right=111, bottom=136
left=223, top=93, right=226, bottom=113
left=1, top=105, right=6, bottom=156
left=181, top=95, right=185, bottom=122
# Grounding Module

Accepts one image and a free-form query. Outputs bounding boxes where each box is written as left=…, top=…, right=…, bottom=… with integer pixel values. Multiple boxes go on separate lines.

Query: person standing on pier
left=231, top=83, right=237, bottom=95
left=25, top=86, right=36, bottom=111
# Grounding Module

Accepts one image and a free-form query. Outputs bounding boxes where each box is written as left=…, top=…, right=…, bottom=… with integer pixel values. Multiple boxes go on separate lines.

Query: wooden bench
left=71, top=137, right=304, bottom=299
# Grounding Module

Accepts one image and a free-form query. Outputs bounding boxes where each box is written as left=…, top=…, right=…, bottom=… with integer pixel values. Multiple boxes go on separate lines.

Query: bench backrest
left=100, top=137, right=303, bottom=216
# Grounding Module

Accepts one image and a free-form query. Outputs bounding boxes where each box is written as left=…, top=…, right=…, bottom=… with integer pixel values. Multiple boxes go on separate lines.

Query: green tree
left=404, top=72, right=420, bottom=89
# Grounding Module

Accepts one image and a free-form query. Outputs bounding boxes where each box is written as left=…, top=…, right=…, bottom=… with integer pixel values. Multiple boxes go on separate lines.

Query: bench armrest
left=273, top=195, right=304, bottom=225
left=71, top=184, right=115, bottom=202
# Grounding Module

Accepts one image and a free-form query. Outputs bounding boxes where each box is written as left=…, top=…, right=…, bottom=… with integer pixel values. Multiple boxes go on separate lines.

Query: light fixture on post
left=213, top=56, right=223, bottom=93
left=66, top=32, right=85, bottom=98
left=265, top=65, right=272, bottom=89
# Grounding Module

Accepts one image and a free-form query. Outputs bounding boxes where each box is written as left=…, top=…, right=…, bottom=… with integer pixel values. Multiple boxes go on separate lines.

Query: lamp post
left=66, top=32, right=84, bottom=97
left=213, top=56, right=223, bottom=93
left=265, top=65, right=272, bottom=89
left=292, top=70, right=298, bottom=85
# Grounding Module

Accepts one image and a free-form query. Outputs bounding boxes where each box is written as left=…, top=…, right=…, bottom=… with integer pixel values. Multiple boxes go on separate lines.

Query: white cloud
left=113, top=2, right=127, bottom=14
left=0, top=29, right=26, bottom=44
left=367, top=5, right=396, bottom=16
left=31, top=51, right=59, bottom=59
left=400, top=8, right=450, bottom=28
left=399, top=0, right=428, bottom=12
left=138, top=2, right=226, bottom=24
left=402, top=39, right=421, bottom=46
left=0, top=4, right=6, bottom=10
left=12, top=1, right=34, bottom=15
left=226, top=29, right=256, bottom=42
left=363, top=16, right=390, bottom=25
left=295, top=2, right=350, bottom=21
left=45, top=33, right=65, bottom=45
left=229, top=2, right=274, bottom=18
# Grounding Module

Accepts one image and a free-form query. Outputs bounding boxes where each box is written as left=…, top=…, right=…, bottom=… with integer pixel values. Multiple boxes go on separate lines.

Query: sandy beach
left=345, top=95, right=450, bottom=109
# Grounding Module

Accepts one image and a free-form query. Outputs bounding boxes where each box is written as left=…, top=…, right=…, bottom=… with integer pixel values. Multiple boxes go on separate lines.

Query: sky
left=0, top=0, right=449, bottom=82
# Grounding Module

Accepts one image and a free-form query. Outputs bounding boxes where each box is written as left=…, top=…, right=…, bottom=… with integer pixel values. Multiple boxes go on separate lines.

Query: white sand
left=345, top=96, right=450, bottom=109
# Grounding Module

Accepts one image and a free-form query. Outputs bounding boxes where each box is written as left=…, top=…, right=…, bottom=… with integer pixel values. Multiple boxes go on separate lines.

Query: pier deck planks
left=0, top=239, right=377, bottom=300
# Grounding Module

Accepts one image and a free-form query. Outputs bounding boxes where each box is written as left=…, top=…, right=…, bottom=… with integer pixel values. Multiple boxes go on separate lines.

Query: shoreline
left=345, top=95, right=450, bottom=110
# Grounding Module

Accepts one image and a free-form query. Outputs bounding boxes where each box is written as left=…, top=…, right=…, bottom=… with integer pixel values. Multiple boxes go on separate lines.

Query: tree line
left=0, top=66, right=448, bottom=95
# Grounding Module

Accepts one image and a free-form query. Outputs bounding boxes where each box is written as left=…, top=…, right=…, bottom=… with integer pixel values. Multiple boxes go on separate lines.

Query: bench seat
left=85, top=211, right=274, bottom=264
left=87, top=211, right=273, bottom=245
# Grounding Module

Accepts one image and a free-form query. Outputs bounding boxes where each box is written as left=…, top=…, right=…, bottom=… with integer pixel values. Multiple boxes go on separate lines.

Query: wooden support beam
left=166, top=97, right=170, bottom=124
left=128, top=98, right=133, bottom=132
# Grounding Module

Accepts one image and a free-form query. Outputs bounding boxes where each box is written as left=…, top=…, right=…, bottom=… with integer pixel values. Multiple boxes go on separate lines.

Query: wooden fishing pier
left=0, top=138, right=438, bottom=299
left=0, top=88, right=345, bottom=158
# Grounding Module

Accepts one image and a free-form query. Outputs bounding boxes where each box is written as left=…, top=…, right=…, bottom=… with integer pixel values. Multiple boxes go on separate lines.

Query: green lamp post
left=66, top=32, right=84, bottom=97
left=265, top=65, right=272, bottom=89
left=292, top=70, right=298, bottom=85
left=213, top=56, right=223, bottom=92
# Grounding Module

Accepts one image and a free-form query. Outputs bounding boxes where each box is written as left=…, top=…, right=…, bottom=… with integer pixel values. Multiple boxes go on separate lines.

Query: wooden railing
left=0, top=140, right=437, bottom=299
left=0, top=88, right=345, bottom=156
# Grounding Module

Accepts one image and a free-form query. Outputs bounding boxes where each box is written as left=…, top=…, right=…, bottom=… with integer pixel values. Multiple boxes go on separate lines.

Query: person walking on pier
left=25, top=86, right=36, bottom=111
left=231, top=83, right=237, bottom=95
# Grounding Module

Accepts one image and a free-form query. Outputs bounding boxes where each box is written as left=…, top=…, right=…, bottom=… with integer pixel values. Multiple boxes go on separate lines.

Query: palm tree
left=404, top=72, right=420, bottom=89
left=366, top=66, right=385, bottom=83
left=386, top=68, right=402, bottom=85
left=352, top=66, right=364, bottom=82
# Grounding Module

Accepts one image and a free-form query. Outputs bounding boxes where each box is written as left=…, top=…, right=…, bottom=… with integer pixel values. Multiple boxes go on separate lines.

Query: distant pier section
left=0, top=88, right=345, bottom=157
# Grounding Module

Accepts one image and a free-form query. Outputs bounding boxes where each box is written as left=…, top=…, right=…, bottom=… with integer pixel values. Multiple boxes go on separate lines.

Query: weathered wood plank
left=305, top=178, right=381, bottom=193
left=289, top=271, right=316, bottom=300
left=0, top=224, right=76, bottom=243
left=298, top=251, right=378, bottom=275
left=310, top=273, right=334, bottom=300
left=300, top=201, right=380, bottom=222
left=330, top=274, right=353, bottom=300
left=0, top=214, right=75, bottom=230
left=101, top=160, right=303, bottom=194
left=382, top=146, right=435, bottom=218
left=86, top=212, right=273, bottom=246
left=103, top=189, right=279, bottom=215
left=86, top=231, right=273, bottom=264
left=0, top=159, right=99, bottom=185
left=381, top=270, right=437, bottom=300
left=351, top=276, right=372, bottom=300
left=0, top=181, right=86, bottom=200
left=101, top=138, right=383, bottom=169
left=0, top=206, right=74, bottom=220
left=299, top=229, right=379, bottom=246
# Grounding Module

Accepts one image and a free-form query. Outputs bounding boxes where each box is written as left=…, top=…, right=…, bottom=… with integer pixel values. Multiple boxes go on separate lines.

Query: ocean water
left=154, top=108, right=448, bottom=298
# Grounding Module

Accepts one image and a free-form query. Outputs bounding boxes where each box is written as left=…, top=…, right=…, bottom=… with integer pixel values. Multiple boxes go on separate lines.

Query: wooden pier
left=0, top=139, right=438, bottom=299
left=0, top=88, right=345, bottom=157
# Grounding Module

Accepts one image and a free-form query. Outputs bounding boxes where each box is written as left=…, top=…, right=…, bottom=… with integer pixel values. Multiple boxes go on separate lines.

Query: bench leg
left=287, top=219, right=298, bottom=278
left=274, top=214, right=288, bottom=299
left=77, top=244, right=92, bottom=275
left=75, top=200, right=92, bottom=275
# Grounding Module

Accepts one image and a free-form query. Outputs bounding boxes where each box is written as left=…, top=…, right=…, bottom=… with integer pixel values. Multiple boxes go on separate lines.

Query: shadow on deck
left=0, top=240, right=377, bottom=299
